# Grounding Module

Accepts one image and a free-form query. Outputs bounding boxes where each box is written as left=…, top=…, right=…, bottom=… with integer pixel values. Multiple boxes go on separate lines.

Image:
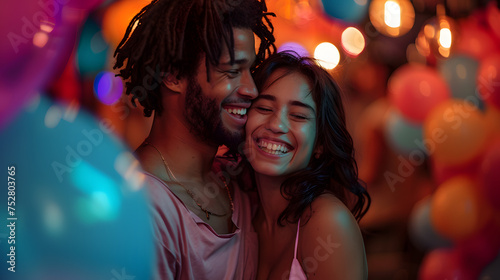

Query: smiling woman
left=243, top=52, right=371, bottom=280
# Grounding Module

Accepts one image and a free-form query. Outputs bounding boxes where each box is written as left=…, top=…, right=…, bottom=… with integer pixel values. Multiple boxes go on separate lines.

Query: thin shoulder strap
left=293, top=219, right=301, bottom=259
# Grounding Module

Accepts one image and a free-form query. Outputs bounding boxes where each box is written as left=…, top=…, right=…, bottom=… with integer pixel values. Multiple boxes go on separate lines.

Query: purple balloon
left=0, top=0, right=104, bottom=130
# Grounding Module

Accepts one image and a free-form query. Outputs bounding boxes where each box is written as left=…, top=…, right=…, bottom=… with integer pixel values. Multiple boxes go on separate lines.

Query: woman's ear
left=162, top=73, right=186, bottom=94
left=314, top=145, right=324, bottom=159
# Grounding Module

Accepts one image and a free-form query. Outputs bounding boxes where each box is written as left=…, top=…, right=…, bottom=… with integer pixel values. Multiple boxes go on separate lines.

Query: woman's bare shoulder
left=299, top=193, right=367, bottom=280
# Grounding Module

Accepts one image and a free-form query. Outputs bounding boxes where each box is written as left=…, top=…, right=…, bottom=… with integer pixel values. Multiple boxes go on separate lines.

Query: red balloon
left=486, top=1, right=500, bottom=42
left=388, top=64, right=450, bottom=124
left=455, top=17, right=500, bottom=61
left=419, top=249, right=478, bottom=280
left=477, top=52, right=500, bottom=110
left=456, top=222, right=500, bottom=273
left=430, top=156, right=482, bottom=186
left=479, top=139, right=500, bottom=210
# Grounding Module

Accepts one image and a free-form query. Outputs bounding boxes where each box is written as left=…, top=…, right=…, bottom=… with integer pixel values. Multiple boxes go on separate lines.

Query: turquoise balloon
left=320, top=0, right=369, bottom=23
left=0, top=95, right=154, bottom=279
left=438, top=54, right=485, bottom=110
left=384, top=109, right=426, bottom=156
left=408, top=197, right=453, bottom=251
left=76, top=17, right=110, bottom=77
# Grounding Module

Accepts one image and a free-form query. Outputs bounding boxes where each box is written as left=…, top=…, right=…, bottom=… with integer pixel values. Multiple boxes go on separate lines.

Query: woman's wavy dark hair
left=113, top=0, right=276, bottom=117
left=249, top=52, right=370, bottom=225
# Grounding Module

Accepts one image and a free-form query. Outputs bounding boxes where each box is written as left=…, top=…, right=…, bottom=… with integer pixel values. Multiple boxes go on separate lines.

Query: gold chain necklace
left=143, top=141, right=234, bottom=220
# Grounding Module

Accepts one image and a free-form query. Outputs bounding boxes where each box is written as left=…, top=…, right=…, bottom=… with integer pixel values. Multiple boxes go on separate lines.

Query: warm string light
left=415, top=4, right=459, bottom=59
left=369, top=0, right=415, bottom=37
left=341, top=27, right=365, bottom=56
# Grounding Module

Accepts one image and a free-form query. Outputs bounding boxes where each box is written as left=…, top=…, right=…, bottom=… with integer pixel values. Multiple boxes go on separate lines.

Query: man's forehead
left=219, top=28, right=256, bottom=65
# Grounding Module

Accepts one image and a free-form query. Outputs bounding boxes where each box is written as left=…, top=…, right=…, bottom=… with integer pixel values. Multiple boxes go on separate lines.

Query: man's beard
left=184, top=78, right=244, bottom=151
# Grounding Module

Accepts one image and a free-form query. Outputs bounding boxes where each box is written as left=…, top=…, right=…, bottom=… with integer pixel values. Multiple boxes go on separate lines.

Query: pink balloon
left=477, top=52, right=500, bottom=110
left=479, top=139, right=500, bottom=210
left=0, top=0, right=103, bottom=130
left=388, top=64, right=451, bottom=124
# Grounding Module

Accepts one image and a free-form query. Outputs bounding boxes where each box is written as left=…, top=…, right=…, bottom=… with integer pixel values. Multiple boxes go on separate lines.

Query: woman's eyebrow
left=255, top=94, right=315, bottom=113
left=290, top=100, right=315, bottom=113
left=255, top=94, right=276, bottom=102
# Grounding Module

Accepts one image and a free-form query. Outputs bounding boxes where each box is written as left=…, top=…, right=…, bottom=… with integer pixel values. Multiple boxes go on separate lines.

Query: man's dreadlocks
left=113, top=0, right=275, bottom=117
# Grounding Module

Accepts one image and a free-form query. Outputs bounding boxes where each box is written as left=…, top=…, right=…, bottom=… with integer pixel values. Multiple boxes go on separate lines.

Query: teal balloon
left=438, top=54, right=485, bottom=110
left=76, top=17, right=110, bottom=76
left=320, top=0, right=369, bottom=23
left=408, top=197, right=453, bottom=251
left=0, top=95, right=154, bottom=280
left=384, top=109, right=426, bottom=156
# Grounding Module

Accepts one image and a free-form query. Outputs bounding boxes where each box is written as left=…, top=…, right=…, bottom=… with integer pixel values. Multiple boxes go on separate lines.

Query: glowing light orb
left=314, top=42, right=340, bottom=70
left=415, top=11, right=459, bottom=59
left=93, top=71, right=124, bottom=105
left=369, top=0, right=415, bottom=37
left=277, top=42, right=310, bottom=57
left=341, top=27, right=365, bottom=56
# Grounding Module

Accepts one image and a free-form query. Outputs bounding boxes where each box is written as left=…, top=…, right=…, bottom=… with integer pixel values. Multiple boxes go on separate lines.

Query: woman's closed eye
left=290, top=114, right=309, bottom=120
left=255, top=106, right=273, bottom=113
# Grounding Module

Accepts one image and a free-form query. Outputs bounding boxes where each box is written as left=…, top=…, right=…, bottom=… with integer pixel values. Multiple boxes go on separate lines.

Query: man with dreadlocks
left=114, top=0, right=275, bottom=279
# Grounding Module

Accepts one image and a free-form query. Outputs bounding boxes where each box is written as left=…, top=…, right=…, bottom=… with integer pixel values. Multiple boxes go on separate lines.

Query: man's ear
left=162, top=73, right=186, bottom=94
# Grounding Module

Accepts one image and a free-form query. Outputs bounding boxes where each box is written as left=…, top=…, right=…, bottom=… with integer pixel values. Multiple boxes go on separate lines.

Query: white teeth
left=226, top=108, right=247, bottom=115
left=257, top=139, right=290, bottom=154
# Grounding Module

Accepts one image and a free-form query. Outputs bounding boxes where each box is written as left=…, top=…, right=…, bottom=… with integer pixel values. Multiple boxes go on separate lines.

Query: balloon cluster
left=380, top=5, right=500, bottom=278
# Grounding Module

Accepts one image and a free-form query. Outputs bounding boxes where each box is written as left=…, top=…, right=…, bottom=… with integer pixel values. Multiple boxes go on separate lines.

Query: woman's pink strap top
left=289, top=219, right=307, bottom=280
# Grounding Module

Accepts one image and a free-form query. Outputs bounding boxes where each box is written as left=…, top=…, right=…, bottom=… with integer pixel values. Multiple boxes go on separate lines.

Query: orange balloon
left=102, top=0, right=150, bottom=47
left=431, top=176, right=491, bottom=241
left=423, top=99, right=489, bottom=165
left=484, top=105, right=500, bottom=136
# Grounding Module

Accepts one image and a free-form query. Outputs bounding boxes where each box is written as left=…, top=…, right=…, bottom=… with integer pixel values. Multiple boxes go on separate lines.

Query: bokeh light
left=277, top=41, right=310, bottom=57
left=102, top=0, right=149, bottom=46
left=314, top=42, right=340, bottom=70
left=341, top=27, right=365, bottom=56
left=415, top=6, right=459, bottom=59
left=93, top=71, right=124, bottom=105
left=369, top=0, right=415, bottom=37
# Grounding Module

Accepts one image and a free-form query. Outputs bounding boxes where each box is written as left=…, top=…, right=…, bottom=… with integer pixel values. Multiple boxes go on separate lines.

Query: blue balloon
left=438, top=54, right=485, bottom=111
left=320, top=0, right=369, bottom=23
left=408, top=197, right=453, bottom=251
left=0, top=95, right=154, bottom=279
left=76, top=17, right=110, bottom=77
left=384, top=109, right=426, bottom=156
